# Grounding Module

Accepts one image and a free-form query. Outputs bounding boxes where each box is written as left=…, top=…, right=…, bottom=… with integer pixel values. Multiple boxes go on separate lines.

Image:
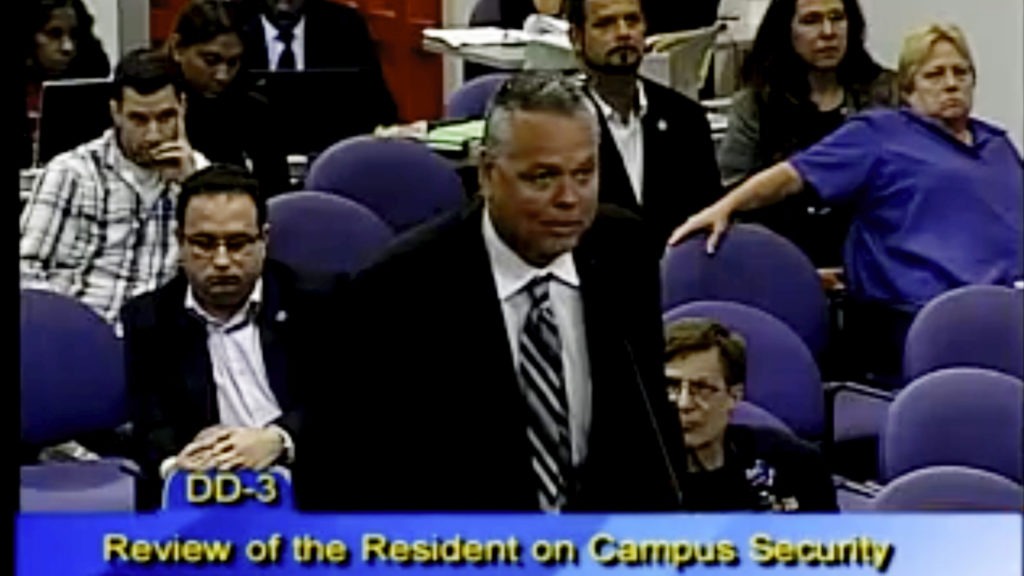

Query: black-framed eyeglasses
left=665, top=377, right=725, bottom=404
left=184, top=233, right=262, bottom=258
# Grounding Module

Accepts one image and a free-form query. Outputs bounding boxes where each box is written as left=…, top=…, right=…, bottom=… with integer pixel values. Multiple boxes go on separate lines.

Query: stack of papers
left=423, top=27, right=528, bottom=47
left=427, top=120, right=486, bottom=153
left=707, top=113, right=729, bottom=132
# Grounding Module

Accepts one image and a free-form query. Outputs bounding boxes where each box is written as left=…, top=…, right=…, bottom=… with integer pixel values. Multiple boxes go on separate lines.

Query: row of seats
left=20, top=125, right=1023, bottom=511
left=21, top=286, right=1022, bottom=511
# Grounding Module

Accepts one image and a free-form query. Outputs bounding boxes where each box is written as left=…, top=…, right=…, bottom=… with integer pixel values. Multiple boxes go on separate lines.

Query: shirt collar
left=185, top=277, right=264, bottom=329
left=481, top=207, right=579, bottom=301
left=901, top=108, right=995, bottom=149
left=262, top=14, right=306, bottom=43
left=590, top=81, right=648, bottom=124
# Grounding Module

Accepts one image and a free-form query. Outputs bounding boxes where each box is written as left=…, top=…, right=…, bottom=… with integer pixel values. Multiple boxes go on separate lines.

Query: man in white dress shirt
left=122, top=164, right=342, bottom=509
left=297, top=71, right=684, bottom=512
left=240, top=0, right=397, bottom=123
left=566, top=0, right=723, bottom=247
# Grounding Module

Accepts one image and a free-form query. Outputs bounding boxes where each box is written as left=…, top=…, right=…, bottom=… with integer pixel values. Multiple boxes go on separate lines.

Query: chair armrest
left=824, top=381, right=898, bottom=402
left=833, top=474, right=883, bottom=498
left=821, top=381, right=896, bottom=456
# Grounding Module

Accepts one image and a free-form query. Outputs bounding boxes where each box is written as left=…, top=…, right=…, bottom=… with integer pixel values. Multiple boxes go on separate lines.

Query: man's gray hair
left=482, top=71, right=599, bottom=157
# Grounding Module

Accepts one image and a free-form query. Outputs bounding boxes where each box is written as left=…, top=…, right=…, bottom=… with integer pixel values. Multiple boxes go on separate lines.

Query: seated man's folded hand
left=174, top=425, right=233, bottom=472
left=207, top=427, right=284, bottom=471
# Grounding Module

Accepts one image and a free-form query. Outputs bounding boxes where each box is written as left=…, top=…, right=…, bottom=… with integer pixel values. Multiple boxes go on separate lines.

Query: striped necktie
left=518, top=275, right=572, bottom=511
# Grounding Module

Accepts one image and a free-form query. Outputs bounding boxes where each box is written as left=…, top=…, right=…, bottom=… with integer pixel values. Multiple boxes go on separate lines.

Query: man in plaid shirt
left=20, top=48, right=209, bottom=327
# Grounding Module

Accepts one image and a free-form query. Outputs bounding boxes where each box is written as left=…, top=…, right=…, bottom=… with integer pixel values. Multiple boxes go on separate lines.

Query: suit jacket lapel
left=573, top=242, right=619, bottom=430
left=173, top=294, right=220, bottom=425
left=303, top=0, right=331, bottom=69
left=588, top=90, right=641, bottom=213
left=460, top=201, right=536, bottom=502
left=462, top=202, right=521, bottom=395
left=257, top=270, right=291, bottom=410
left=243, top=16, right=271, bottom=70
left=640, top=88, right=669, bottom=215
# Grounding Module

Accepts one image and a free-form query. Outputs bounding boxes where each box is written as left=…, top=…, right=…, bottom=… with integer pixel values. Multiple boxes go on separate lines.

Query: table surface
left=423, top=23, right=753, bottom=68
left=422, top=38, right=525, bottom=70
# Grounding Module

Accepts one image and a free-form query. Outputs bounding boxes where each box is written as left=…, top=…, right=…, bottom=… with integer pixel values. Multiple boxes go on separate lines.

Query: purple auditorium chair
left=904, top=285, right=1024, bottom=383
left=665, top=301, right=824, bottom=440
left=662, top=224, right=829, bottom=358
left=304, top=136, right=466, bottom=234
left=445, top=73, right=511, bottom=119
left=872, top=466, right=1024, bottom=511
left=881, top=368, right=1023, bottom=483
left=267, top=191, right=394, bottom=280
left=20, top=289, right=137, bottom=511
left=730, top=401, right=794, bottom=435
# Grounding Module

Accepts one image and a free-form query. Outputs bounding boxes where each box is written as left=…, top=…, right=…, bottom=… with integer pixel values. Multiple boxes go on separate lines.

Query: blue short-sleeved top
left=790, top=108, right=1023, bottom=310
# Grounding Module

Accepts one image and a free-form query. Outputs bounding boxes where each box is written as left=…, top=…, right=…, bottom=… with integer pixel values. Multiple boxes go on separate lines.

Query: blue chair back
left=446, top=73, right=511, bottom=119
left=20, top=289, right=126, bottom=446
left=882, top=368, right=1023, bottom=483
left=730, top=401, right=794, bottom=435
left=872, top=465, right=1023, bottom=511
left=662, top=224, right=829, bottom=357
left=904, top=285, right=1024, bottom=382
left=304, top=136, right=465, bottom=234
left=267, top=191, right=394, bottom=278
left=664, top=300, right=824, bottom=440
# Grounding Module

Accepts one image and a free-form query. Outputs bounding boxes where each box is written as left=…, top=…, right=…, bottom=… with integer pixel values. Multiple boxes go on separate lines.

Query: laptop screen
left=37, top=78, right=113, bottom=166
left=246, top=68, right=386, bottom=157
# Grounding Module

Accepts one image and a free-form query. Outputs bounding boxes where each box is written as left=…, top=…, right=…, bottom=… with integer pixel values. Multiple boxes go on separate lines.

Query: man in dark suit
left=566, top=0, right=722, bottom=248
left=121, top=164, right=337, bottom=509
left=297, top=71, right=683, bottom=512
left=241, top=0, right=397, bottom=122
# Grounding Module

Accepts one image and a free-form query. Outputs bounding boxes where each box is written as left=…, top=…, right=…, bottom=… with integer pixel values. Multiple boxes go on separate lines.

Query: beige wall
left=860, top=0, right=1022, bottom=153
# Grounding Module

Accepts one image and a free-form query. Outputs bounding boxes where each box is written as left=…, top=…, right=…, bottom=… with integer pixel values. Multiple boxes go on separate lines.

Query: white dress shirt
left=482, top=209, right=592, bottom=466
left=261, top=15, right=306, bottom=71
left=591, top=83, right=648, bottom=205
left=159, top=279, right=293, bottom=478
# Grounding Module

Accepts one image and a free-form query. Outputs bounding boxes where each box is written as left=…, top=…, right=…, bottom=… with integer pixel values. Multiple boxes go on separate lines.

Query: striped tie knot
left=525, top=274, right=553, bottom=305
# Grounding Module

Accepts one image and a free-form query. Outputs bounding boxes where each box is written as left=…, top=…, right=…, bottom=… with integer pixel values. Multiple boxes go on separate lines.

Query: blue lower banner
left=17, top=510, right=1022, bottom=575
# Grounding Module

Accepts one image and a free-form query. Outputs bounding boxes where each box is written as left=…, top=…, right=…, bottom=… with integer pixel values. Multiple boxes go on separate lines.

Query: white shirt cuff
left=159, top=456, right=178, bottom=479
left=267, top=424, right=295, bottom=464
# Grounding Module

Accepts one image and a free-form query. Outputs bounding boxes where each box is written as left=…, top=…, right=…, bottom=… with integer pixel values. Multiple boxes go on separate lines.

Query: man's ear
left=729, top=383, right=745, bottom=403
left=109, top=99, right=120, bottom=126
left=168, top=34, right=182, bottom=62
left=569, top=25, right=582, bottom=52
left=477, top=155, right=494, bottom=200
left=175, top=228, right=186, bottom=265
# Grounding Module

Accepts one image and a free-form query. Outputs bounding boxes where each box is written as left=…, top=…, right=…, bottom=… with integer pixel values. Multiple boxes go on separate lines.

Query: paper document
left=423, top=27, right=528, bottom=47
left=707, top=113, right=729, bottom=132
left=428, top=120, right=485, bottom=147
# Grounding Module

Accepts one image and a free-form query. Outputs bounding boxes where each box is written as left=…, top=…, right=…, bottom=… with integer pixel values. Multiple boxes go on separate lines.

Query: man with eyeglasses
left=121, top=164, right=340, bottom=510
left=664, top=318, right=837, bottom=511
left=297, top=71, right=683, bottom=512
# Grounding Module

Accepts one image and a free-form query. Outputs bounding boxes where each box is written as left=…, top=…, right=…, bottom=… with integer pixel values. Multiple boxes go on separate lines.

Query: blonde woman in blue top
left=669, top=23, right=1023, bottom=386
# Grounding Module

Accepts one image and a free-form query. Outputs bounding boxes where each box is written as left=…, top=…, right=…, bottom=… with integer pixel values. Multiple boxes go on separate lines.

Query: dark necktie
left=518, top=275, right=572, bottom=512
left=276, top=25, right=296, bottom=71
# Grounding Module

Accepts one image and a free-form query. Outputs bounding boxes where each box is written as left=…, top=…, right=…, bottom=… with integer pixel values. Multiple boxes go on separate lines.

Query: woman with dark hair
left=23, top=0, right=111, bottom=167
left=168, top=0, right=290, bottom=197
left=718, top=0, right=897, bottom=268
